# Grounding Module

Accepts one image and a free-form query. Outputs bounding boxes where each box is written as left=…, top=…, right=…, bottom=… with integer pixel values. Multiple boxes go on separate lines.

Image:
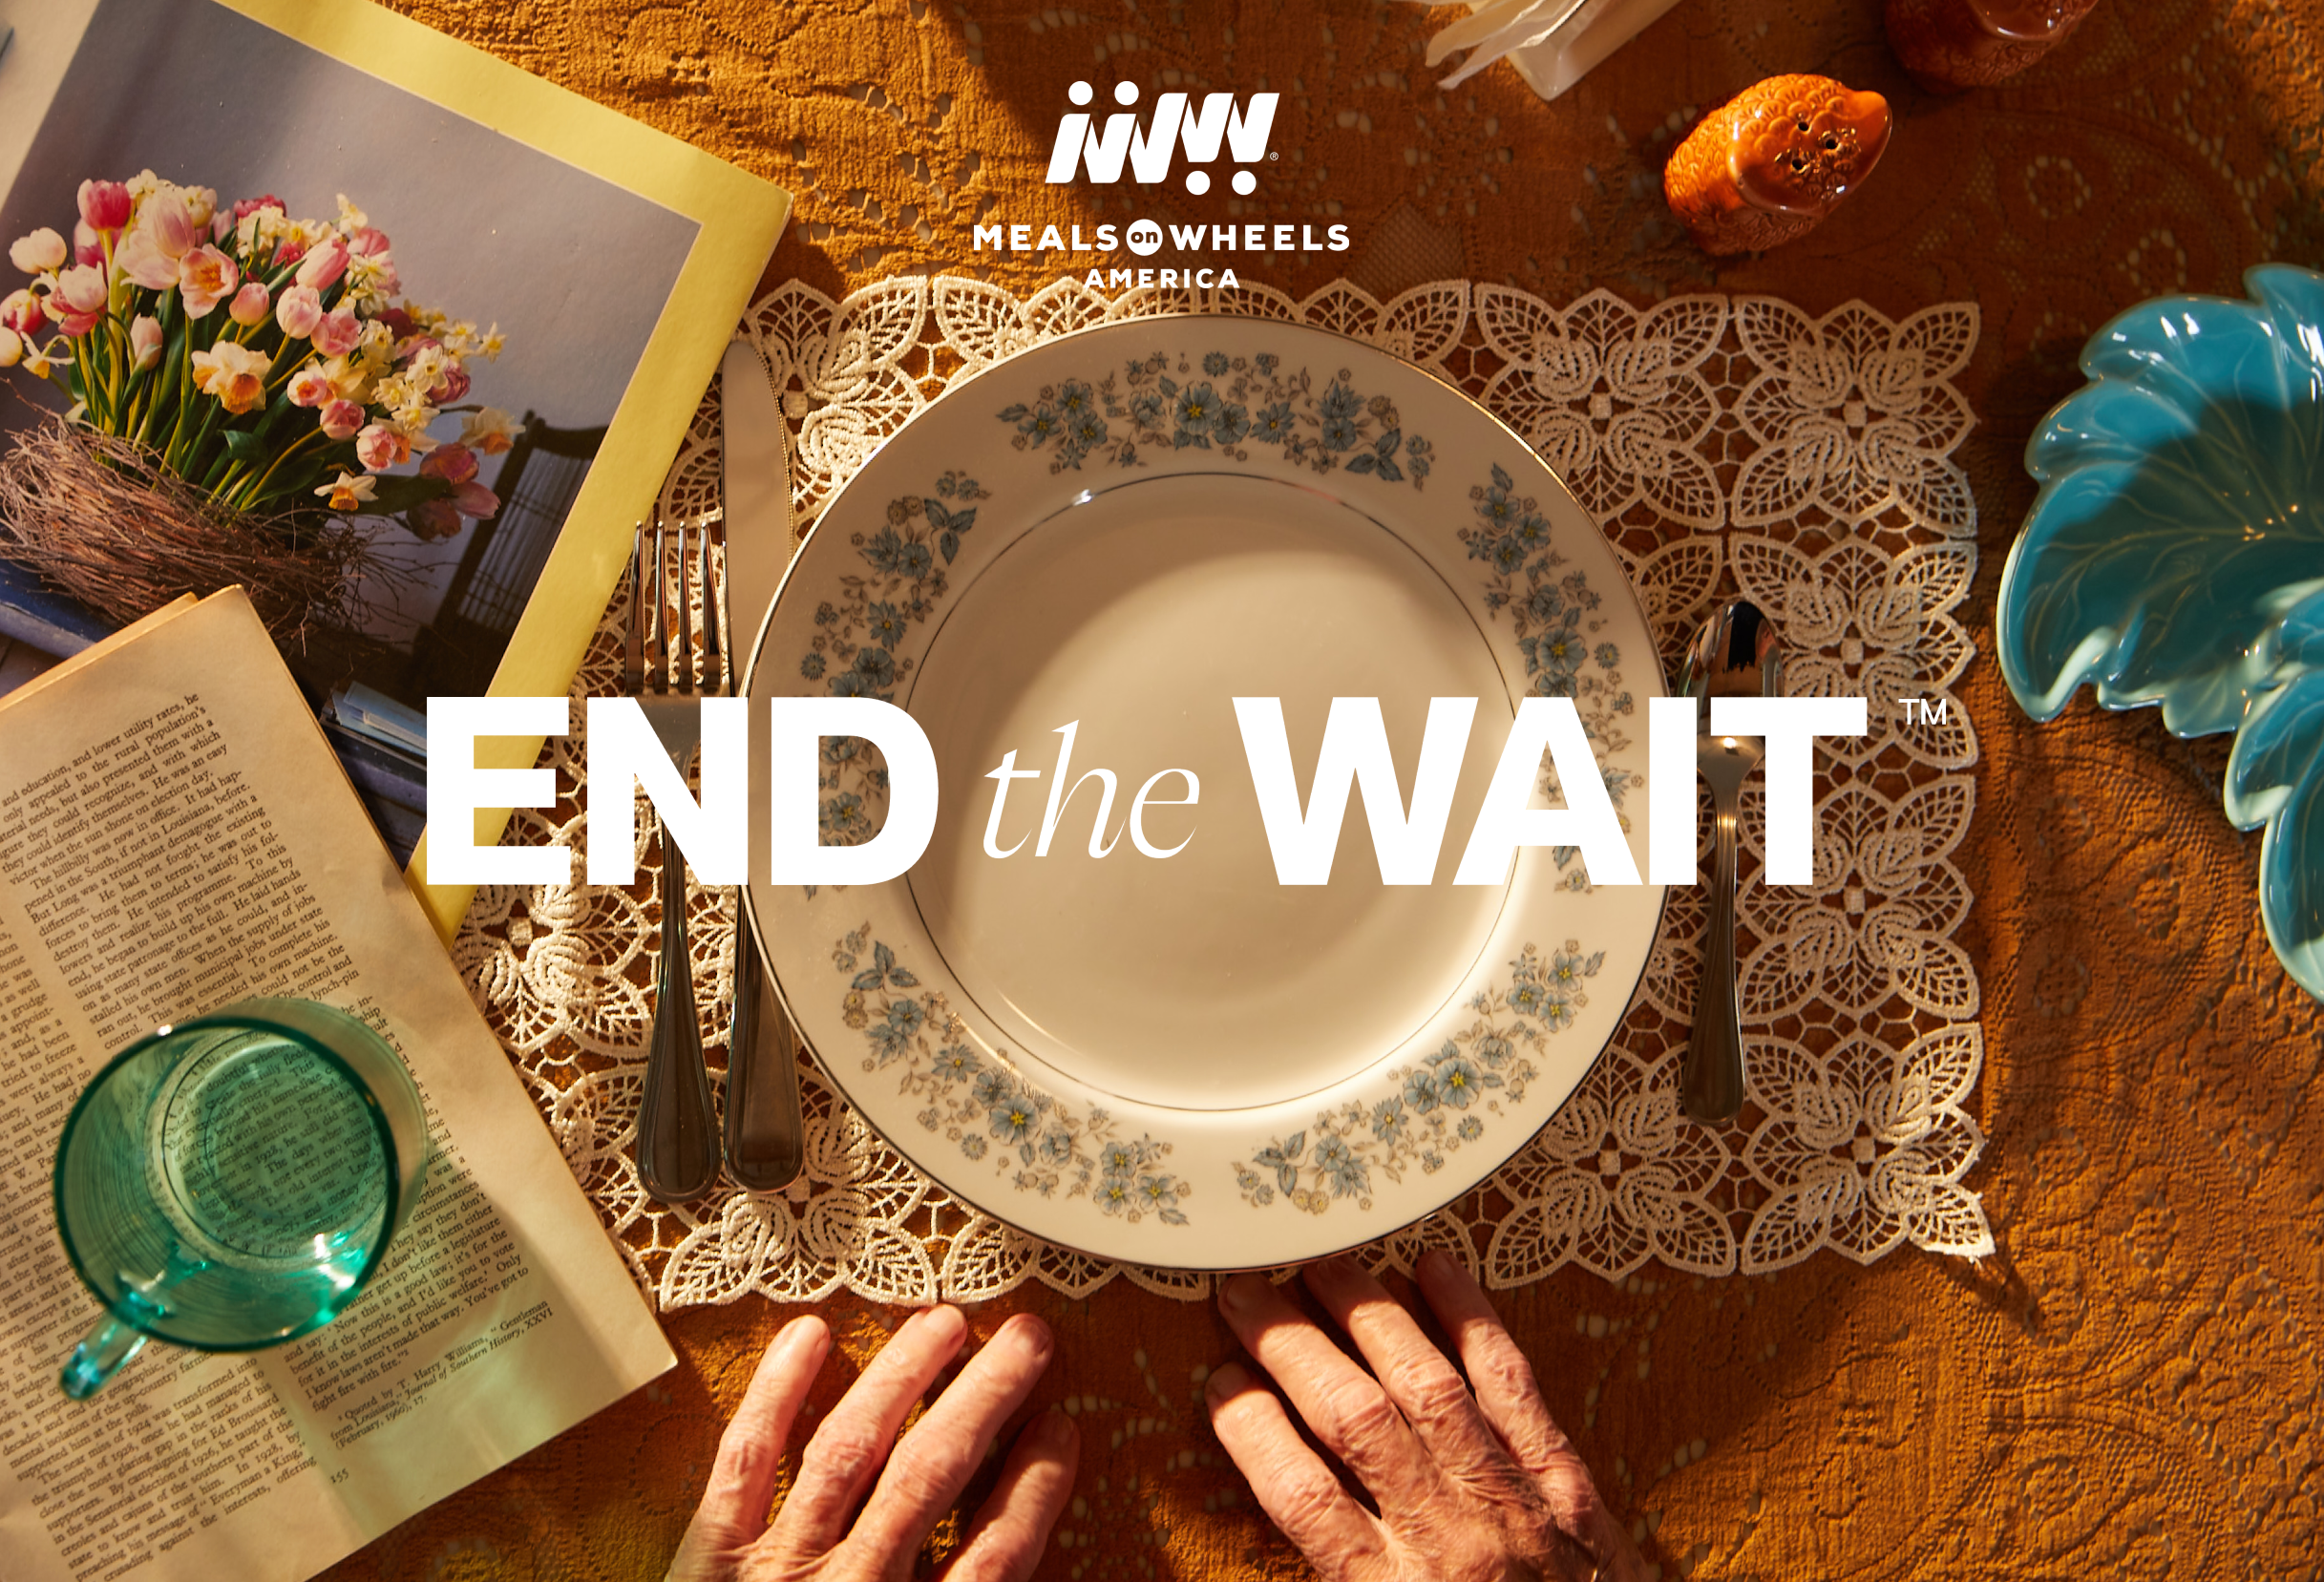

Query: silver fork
left=626, top=521, right=723, bottom=1202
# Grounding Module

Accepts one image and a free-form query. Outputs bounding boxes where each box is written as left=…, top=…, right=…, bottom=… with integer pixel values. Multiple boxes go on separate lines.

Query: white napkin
left=1409, top=0, right=1686, bottom=99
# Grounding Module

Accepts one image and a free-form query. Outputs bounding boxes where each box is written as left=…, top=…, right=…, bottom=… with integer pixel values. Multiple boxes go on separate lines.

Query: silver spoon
left=1676, top=601, right=1783, bottom=1126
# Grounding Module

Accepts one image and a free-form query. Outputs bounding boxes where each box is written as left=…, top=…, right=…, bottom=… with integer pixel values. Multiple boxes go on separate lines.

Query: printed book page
left=0, top=590, right=673, bottom=1582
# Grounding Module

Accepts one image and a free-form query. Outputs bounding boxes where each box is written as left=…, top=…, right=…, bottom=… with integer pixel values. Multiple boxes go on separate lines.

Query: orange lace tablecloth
left=336, top=2, right=2324, bottom=1576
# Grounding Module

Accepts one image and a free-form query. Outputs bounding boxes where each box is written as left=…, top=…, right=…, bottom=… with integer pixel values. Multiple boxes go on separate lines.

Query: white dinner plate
left=745, top=316, right=1664, bottom=1269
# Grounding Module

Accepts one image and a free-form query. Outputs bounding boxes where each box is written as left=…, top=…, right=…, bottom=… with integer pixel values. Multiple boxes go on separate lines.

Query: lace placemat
left=452, top=277, right=1990, bottom=1309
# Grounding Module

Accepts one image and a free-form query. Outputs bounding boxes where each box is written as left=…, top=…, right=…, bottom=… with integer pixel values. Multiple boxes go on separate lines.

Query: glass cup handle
left=58, top=1246, right=205, bottom=1398
left=60, top=1314, right=148, bottom=1399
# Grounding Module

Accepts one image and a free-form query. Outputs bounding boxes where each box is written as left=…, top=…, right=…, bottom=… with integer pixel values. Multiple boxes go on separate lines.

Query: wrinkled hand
left=1207, top=1251, right=1648, bottom=1582
left=668, top=1306, right=1077, bottom=1582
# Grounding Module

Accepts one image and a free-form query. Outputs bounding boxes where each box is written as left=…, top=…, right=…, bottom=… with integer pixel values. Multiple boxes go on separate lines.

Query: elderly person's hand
left=1207, top=1250, right=1649, bottom=1582
left=668, top=1306, right=1077, bottom=1582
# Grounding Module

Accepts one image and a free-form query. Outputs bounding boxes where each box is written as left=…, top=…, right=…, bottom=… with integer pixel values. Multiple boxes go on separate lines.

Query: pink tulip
left=52, top=264, right=108, bottom=336
left=10, top=228, right=67, bottom=273
left=177, top=244, right=239, bottom=319
left=227, top=280, right=270, bottom=327
left=294, top=235, right=349, bottom=292
left=310, top=306, right=361, bottom=358
left=319, top=398, right=365, bottom=441
left=286, top=363, right=334, bottom=409
left=139, top=189, right=199, bottom=262
left=453, top=480, right=500, bottom=519
left=419, top=443, right=478, bottom=485
left=349, top=226, right=392, bottom=258
left=77, top=179, right=131, bottom=234
left=73, top=221, right=103, bottom=266
left=130, top=314, right=163, bottom=371
left=408, top=497, right=463, bottom=540
left=1, top=288, right=45, bottom=336
left=355, top=423, right=412, bottom=472
left=275, top=283, right=323, bottom=339
left=113, top=227, right=177, bottom=291
left=273, top=232, right=309, bottom=267
left=433, top=363, right=472, bottom=404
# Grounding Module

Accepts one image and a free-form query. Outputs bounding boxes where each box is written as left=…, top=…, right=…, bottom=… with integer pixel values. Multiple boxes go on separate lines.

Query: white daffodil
left=314, top=470, right=378, bottom=512
left=460, top=405, right=524, bottom=456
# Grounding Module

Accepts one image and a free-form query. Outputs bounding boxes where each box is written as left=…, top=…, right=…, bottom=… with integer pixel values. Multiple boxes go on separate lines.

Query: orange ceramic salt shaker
left=1885, top=0, right=2099, bottom=93
left=1663, top=74, right=1892, bottom=258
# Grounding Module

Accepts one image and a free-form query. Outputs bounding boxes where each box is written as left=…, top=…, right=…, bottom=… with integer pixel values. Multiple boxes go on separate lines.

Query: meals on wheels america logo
left=974, top=79, right=1349, bottom=290
left=1049, top=79, right=1277, bottom=193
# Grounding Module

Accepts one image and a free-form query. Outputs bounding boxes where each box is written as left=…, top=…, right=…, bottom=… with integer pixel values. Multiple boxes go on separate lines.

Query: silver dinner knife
left=723, top=338, right=796, bottom=675
left=719, top=337, right=806, bottom=1191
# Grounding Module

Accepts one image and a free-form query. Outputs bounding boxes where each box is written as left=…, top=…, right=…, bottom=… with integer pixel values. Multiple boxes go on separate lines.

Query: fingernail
left=779, top=1316, right=829, bottom=1365
left=1030, top=1406, right=1077, bottom=1450
left=917, top=1304, right=967, bottom=1344
left=1219, top=1274, right=1257, bottom=1314
left=1204, top=1361, right=1248, bottom=1402
left=1007, top=1313, right=1054, bottom=1361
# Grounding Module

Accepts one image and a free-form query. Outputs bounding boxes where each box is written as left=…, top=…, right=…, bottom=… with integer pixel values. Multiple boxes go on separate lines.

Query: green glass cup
left=52, top=998, right=431, bottom=1399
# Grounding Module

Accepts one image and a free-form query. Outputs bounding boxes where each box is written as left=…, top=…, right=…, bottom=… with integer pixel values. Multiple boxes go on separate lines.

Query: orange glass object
left=1885, top=0, right=2101, bottom=92
left=1662, top=74, right=1892, bottom=258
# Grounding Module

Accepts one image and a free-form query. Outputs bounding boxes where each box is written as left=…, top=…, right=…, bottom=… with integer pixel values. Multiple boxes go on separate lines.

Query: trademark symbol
left=1898, top=697, right=1950, bottom=726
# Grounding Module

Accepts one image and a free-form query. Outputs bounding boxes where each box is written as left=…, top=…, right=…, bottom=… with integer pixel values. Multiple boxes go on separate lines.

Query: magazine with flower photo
left=0, top=0, right=787, bottom=923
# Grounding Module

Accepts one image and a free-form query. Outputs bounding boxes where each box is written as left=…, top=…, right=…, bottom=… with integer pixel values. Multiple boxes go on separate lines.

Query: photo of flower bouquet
left=0, top=171, right=526, bottom=643
left=0, top=0, right=779, bottom=873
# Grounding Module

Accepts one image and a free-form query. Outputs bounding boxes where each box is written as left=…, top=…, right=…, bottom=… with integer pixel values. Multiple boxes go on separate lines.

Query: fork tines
left=628, top=519, right=730, bottom=696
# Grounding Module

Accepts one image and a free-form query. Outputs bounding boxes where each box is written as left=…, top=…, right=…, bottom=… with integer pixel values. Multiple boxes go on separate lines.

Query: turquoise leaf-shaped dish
left=1998, top=263, right=2324, bottom=999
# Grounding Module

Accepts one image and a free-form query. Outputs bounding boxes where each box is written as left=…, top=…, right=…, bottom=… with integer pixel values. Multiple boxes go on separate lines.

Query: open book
left=0, top=591, right=672, bottom=1581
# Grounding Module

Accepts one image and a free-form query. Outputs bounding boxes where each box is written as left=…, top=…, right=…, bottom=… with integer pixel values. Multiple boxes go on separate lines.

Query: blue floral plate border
left=743, top=315, right=1667, bottom=1269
